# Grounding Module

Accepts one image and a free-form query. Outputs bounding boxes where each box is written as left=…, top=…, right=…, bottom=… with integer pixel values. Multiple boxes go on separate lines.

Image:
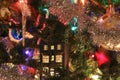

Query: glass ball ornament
left=9, top=28, right=22, bottom=43
left=89, top=13, right=120, bottom=51
left=11, top=28, right=22, bottom=40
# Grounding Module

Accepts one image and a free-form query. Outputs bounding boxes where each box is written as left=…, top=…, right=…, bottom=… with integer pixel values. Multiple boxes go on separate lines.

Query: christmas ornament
left=18, top=64, right=35, bottom=76
left=9, top=0, right=37, bottom=46
left=0, top=63, right=34, bottom=79
left=27, top=67, right=35, bottom=75
left=23, top=48, right=34, bottom=61
left=39, top=5, right=49, bottom=19
left=11, top=28, right=22, bottom=40
left=20, top=64, right=28, bottom=71
left=95, top=51, right=109, bottom=67
left=9, top=28, right=22, bottom=43
left=90, top=14, right=120, bottom=51
left=69, top=17, right=78, bottom=33
left=88, top=5, right=120, bottom=51
left=45, top=0, right=90, bottom=31
left=9, top=28, right=33, bottom=43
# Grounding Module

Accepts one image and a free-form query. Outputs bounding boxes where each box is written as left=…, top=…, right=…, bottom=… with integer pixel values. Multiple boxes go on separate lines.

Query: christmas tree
left=0, top=0, right=120, bottom=80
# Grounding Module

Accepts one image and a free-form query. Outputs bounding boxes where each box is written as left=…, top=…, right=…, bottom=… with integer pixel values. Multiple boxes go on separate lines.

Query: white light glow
left=91, top=74, right=101, bottom=80
left=91, top=55, right=95, bottom=58
left=98, top=18, right=104, bottom=23
left=19, top=0, right=28, bottom=3
left=81, top=0, right=85, bottom=5
left=25, top=50, right=29, bottom=54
